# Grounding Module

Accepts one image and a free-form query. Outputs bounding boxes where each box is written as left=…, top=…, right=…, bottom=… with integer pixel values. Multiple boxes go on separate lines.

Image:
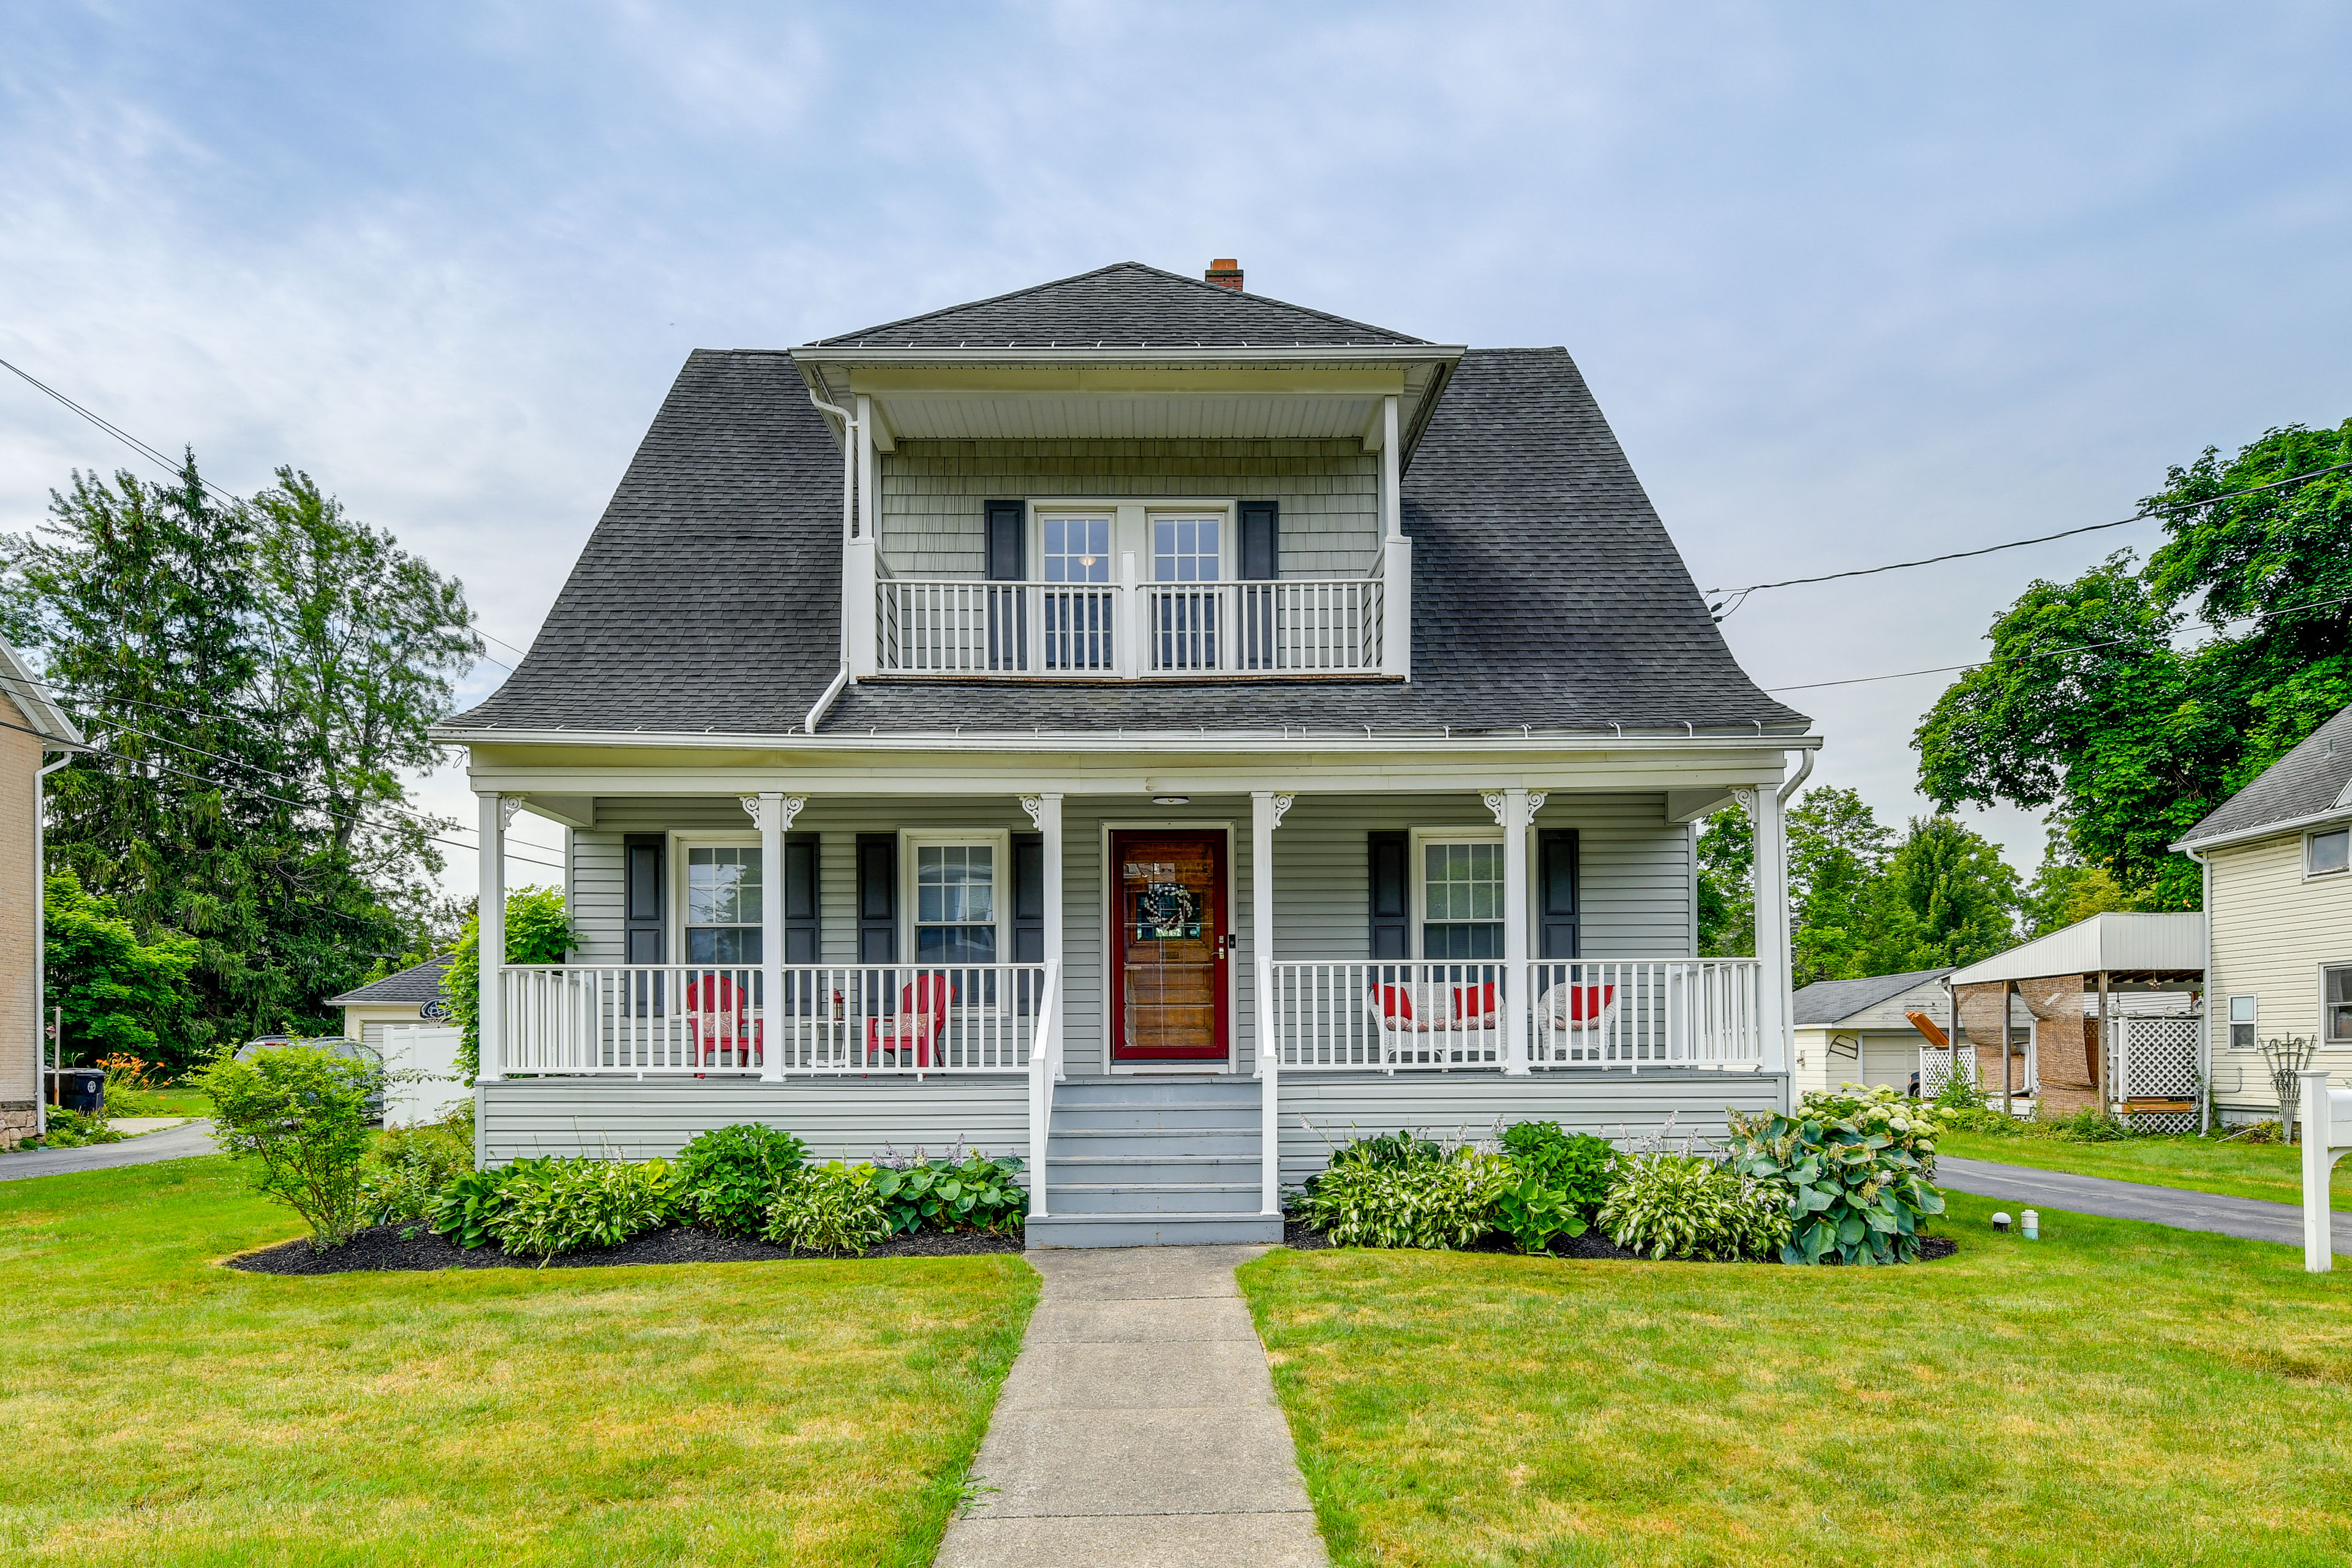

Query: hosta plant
left=1301, top=1145, right=1512, bottom=1250
left=1597, top=1153, right=1790, bottom=1262
left=431, top=1159, right=544, bottom=1249
left=488, top=1157, right=677, bottom=1262
left=1729, top=1091, right=1947, bottom=1265
left=765, top=1161, right=895, bottom=1255
left=1498, top=1121, right=1618, bottom=1219
left=676, top=1122, right=810, bottom=1236
left=1493, top=1172, right=1586, bottom=1254
left=873, top=1152, right=1027, bottom=1234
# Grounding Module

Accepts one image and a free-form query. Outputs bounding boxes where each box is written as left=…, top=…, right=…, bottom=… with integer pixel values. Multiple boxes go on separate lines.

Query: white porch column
left=1490, top=788, right=1536, bottom=1076
left=744, top=793, right=802, bottom=1083
left=1743, top=785, right=1791, bottom=1076
left=1251, top=791, right=1294, bottom=1215
left=1021, top=794, right=1065, bottom=1079
left=846, top=395, right=879, bottom=676
left=475, top=791, right=511, bottom=1082
left=1379, top=394, right=1412, bottom=680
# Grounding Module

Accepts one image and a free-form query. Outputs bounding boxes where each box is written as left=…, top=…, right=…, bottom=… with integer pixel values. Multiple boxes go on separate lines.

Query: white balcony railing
left=1261, top=959, right=1766, bottom=1071
left=497, top=963, right=1049, bottom=1076
left=876, top=578, right=1382, bottom=677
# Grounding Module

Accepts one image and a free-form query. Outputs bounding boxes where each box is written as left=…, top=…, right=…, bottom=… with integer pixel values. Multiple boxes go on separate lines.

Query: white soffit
left=877, top=392, right=1384, bottom=442
left=1948, top=911, right=2206, bottom=986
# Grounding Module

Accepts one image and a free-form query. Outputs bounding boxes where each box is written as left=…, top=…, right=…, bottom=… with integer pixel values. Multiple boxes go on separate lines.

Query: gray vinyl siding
left=1279, top=1070, right=1779, bottom=1187
left=477, top=1077, right=1029, bottom=1166
left=555, top=790, right=1692, bottom=1083
left=877, top=439, right=1379, bottom=579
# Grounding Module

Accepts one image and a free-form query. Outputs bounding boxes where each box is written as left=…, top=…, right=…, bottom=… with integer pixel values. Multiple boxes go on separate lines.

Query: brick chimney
left=1204, top=258, right=1243, bottom=292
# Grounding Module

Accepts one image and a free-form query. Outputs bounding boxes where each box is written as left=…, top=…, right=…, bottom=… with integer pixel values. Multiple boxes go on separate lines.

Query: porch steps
left=1027, top=1077, right=1283, bottom=1248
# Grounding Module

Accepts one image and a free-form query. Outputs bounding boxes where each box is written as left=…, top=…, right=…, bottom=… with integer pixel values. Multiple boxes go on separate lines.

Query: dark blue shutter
left=784, top=833, right=820, bottom=962
left=1368, top=830, right=1409, bottom=960
left=1239, top=500, right=1279, bottom=579
left=856, top=833, right=897, bottom=963
left=1011, top=833, right=1044, bottom=963
left=986, top=500, right=1025, bottom=581
left=1539, top=829, right=1580, bottom=959
left=624, top=834, right=665, bottom=963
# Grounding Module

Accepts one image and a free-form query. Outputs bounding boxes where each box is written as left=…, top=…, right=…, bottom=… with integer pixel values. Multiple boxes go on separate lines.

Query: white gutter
left=804, top=390, right=859, bottom=736
left=1776, top=744, right=1815, bottom=805
left=434, top=725, right=1823, bottom=756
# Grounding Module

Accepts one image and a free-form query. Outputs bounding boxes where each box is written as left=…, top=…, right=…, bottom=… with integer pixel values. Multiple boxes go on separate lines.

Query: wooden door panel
left=1112, top=830, right=1229, bottom=1062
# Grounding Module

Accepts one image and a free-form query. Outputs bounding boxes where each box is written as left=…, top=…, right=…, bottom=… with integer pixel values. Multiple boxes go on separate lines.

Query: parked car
left=234, top=1035, right=387, bottom=1120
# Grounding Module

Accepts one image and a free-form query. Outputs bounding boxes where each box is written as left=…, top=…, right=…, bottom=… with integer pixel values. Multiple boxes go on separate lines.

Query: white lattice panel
left=2121, top=1016, right=2201, bottom=1133
left=1918, top=1046, right=1978, bottom=1097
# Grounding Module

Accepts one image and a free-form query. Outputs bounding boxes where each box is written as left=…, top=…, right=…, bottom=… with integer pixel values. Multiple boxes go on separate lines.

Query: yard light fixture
left=2021, top=1210, right=2039, bottom=1240
left=1991, top=1212, right=2011, bottom=1233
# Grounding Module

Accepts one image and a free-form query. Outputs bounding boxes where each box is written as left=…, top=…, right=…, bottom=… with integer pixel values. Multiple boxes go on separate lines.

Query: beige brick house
left=1, top=638, right=87, bottom=1147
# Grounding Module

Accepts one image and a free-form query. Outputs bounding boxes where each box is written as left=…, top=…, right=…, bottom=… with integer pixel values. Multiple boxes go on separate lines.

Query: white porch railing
left=1261, top=959, right=1766, bottom=1071
left=876, top=578, right=1382, bottom=676
left=497, top=963, right=1049, bottom=1076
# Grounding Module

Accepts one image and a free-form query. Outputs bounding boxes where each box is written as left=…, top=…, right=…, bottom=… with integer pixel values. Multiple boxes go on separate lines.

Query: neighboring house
left=324, top=954, right=456, bottom=1054
left=436, top=260, right=1819, bottom=1243
left=1790, top=968, right=1951, bottom=1099
left=1, top=638, right=86, bottom=1148
left=2176, top=701, right=2352, bottom=1126
left=1947, top=912, right=2205, bottom=1124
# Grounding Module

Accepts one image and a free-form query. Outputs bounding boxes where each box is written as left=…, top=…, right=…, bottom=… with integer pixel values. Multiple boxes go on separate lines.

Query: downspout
left=34, top=751, right=74, bottom=1140
left=1770, top=745, right=1815, bottom=1107
left=804, top=391, right=858, bottom=736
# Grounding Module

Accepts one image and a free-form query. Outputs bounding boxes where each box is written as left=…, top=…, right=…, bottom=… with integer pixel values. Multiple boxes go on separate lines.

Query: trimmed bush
left=676, top=1123, right=810, bottom=1236
left=1598, top=1153, right=1790, bottom=1262
left=764, top=1161, right=894, bottom=1255
left=873, top=1152, right=1027, bottom=1234
left=1302, top=1144, right=1512, bottom=1250
left=489, top=1158, right=677, bottom=1261
left=199, top=1044, right=383, bottom=1249
left=1729, top=1086, right=1946, bottom=1265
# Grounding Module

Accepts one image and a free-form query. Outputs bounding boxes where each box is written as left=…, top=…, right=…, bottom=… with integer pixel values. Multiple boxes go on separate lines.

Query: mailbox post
left=2300, top=1071, right=2352, bottom=1273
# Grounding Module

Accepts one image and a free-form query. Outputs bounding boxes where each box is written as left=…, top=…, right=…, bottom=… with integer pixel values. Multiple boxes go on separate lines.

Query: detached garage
left=1790, top=968, right=1953, bottom=1099
left=326, top=955, right=454, bottom=1054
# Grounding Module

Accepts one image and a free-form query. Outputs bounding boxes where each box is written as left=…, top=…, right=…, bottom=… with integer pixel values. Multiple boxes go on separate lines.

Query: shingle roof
left=2178, top=702, right=2352, bottom=847
left=1790, top=967, right=1952, bottom=1027
left=451, top=346, right=1806, bottom=737
left=326, top=954, right=453, bottom=1007
left=816, top=262, right=1426, bottom=349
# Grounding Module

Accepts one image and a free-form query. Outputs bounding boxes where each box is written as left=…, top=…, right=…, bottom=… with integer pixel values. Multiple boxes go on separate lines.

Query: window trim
left=1032, top=508, right=1117, bottom=585
left=2226, top=993, right=2258, bottom=1052
left=2324, top=963, right=2352, bottom=1048
left=900, top=829, right=1012, bottom=970
left=1022, top=497, right=1238, bottom=585
left=1145, top=504, right=1234, bottom=584
left=1409, top=826, right=1507, bottom=962
left=669, top=833, right=763, bottom=965
left=2306, top=824, right=2351, bottom=880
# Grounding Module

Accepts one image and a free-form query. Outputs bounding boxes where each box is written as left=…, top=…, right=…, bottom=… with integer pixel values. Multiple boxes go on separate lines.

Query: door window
left=1153, top=515, right=1221, bottom=582
left=1113, top=832, right=1227, bottom=1060
left=685, top=846, right=761, bottom=963
left=1041, top=514, right=1112, bottom=583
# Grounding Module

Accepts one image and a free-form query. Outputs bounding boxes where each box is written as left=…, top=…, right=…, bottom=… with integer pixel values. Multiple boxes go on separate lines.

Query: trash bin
left=49, top=1068, right=105, bottom=1114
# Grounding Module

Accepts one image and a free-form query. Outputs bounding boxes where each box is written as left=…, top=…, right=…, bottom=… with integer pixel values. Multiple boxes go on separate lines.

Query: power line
left=1765, top=589, right=2352, bottom=695
left=1708, top=458, right=2352, bottom=617
left=0, top=350, right=522, bottom=673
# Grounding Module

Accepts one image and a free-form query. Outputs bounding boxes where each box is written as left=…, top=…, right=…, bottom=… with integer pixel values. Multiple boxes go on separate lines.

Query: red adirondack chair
left=686, top=972, right=761, bottom=1069
left=865, top=972, right=950, bottom=1068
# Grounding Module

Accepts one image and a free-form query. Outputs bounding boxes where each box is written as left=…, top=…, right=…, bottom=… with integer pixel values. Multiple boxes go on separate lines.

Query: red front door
left=1110, top=831, right=1231, bottom=1063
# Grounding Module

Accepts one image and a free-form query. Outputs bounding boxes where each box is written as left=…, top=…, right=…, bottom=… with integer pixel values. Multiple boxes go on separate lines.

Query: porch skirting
left=473, top=1070, right=1788, bottom=1182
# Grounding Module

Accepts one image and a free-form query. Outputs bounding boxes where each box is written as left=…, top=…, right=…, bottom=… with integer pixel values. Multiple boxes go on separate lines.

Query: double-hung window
left=685, top=845, right=761, bottom=963
left=2227, top=995, right=2257, bottom=1050
left=1418, top=835, right=1505, bottom=960
left=2328, top=967, right=2352, bottom=1046
left=913, top=842, right=998, bottom=965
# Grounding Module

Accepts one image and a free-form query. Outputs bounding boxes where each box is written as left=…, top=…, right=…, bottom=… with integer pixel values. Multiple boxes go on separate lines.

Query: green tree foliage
left=1695, top=804, right=1754, bottom=957
left=4, top=454, right=478, bottom=1063
left=1918, top=420, right=2352, bottom=905
left=2021, top=824, right=2142, bottom=938
left=1869, top=815, right=2021, bottom=970
left=1787, top=786, right=1897, bottom=987
left=200, top=1044, right=383, bottom=1248
left=42, top=871, right=198, bottom=1061
left=445, top=886, right=573, bottom=1080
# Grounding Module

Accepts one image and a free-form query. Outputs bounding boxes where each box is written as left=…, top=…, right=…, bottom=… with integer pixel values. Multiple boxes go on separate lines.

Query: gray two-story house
left=441, top=260, right=1816, bottom=1245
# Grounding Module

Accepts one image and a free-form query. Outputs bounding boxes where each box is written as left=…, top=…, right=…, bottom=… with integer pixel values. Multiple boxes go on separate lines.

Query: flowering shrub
left=1728, top=1085, right=1946, bottom=1265
left=765, top=1161, right=895, bottom=1254
left=1597, top=1153, right=1790, bottom=1261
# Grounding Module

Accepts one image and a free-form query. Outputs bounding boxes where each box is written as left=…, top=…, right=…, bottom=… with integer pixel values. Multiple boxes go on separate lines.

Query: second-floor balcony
left=876, top=575, right=1387, bottom=677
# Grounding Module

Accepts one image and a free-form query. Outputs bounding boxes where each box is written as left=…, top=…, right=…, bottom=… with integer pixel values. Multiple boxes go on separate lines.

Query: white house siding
left=2206, top=830, right=2352, bottom=1118
left=559, top=789, right=1694, bottom=1080
left=1793, top=1030, right=1933, bottom=1098
left=477, top=1077, right=1030, bottom=1167
left=877, top=439, right=1379, bottom=579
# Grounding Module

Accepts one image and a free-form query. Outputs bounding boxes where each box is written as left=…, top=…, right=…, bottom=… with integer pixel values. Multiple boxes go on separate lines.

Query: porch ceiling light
left=1152, top=795, right=1190, bottom=805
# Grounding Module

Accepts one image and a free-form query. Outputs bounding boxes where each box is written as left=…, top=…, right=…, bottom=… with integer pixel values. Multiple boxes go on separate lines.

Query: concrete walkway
left=0, top=1119, right=219, bottom=1182
left=1937, top=1154, right=2351, bottom=1255
left=935, top=1244, right=1329, bottom=1568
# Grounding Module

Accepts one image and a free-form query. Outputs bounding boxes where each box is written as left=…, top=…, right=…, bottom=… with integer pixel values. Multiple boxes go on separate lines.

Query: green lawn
left=0, top=1157, right=1038, bottom=1567
left=105, top=1085, right=214, bottom=1118
left=1940, top=1128, right=2352, bottom=1208
left=1240, top=1196, right=2352, bottom=1567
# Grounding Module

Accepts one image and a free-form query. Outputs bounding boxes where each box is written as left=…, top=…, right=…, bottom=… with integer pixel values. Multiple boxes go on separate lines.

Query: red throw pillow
left=1453, top=982, right=1500, bottom=1027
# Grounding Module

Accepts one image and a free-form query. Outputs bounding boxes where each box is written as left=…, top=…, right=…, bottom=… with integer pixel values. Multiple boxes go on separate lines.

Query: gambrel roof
left=819, top=262, right=1426, bottom=349
left=450, top=271, right=1807, bottom=741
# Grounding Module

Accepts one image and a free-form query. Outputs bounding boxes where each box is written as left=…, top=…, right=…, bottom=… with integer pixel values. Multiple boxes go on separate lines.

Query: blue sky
left=4, top=2, right=2348, bottom=894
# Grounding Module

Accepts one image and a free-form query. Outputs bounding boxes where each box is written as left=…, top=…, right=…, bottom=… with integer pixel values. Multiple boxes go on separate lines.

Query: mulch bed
left=227, top=1223, right=1026, bottom=1276
left=1281, top=1212, right=1959, bottom=1264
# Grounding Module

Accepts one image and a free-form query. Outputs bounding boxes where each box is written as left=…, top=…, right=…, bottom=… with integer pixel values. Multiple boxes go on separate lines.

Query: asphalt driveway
left=1936, top=1153, right=2352, bottom=1256
left=0, top=1120, right=220, bottom=1182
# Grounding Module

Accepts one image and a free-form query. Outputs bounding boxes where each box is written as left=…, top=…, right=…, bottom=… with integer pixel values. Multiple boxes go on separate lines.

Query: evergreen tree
left=1866, top=815, right=2021, bottom=971
left=1785, top=786, right=1896, bottom=986
left=1695, top=804, right=1754, bottom=957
